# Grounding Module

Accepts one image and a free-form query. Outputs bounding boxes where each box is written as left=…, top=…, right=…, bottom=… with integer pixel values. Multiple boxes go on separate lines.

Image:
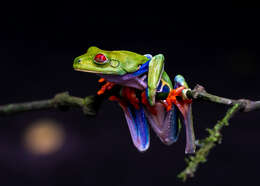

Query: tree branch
left=186, top=84, right=260, bottom=112
left=0, top=92, right=102, bottom=116
left=1, top=84, right=259, bottom=116
left=1, top=84, right=260, bottom=181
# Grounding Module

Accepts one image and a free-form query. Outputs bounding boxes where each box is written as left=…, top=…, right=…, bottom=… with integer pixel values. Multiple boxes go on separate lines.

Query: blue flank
left=156, top=81, right=162, bottom=91
left=131, top=54, right=152, bottom=77
left=162, top=85, right=170, bottom=93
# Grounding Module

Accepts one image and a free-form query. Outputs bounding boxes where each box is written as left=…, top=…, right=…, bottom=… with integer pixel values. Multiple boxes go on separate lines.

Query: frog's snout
left=73, top=56, right=81, bottom=64
left=73, top=57, right=81, bottom=69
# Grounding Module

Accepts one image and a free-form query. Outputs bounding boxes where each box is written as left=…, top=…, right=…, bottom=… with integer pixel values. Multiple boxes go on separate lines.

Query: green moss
left=178, top=104, right=241, bottom=181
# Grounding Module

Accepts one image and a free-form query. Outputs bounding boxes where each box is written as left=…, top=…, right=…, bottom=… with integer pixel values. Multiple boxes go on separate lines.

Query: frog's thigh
left=147, top=54, right=165, bottom=105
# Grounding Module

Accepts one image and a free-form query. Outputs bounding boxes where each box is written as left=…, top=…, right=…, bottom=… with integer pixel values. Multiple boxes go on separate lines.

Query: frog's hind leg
left=146, top=54, right=165, bottom=106
left=165, top=74, right=195, bottom=154
left=109, top=88, right=150, bottom=152
left=143, top=101, right=181, bottom=145
left=175, top=75, right=195, bottom=154
left=141, top=76, right=180, bottom=145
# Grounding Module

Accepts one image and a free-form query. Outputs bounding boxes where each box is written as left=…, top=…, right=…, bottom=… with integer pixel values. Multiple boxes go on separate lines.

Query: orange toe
left=98, top=78, right=105, bottom=83
left=122, top=87, right=140, bottom=110
left=109, top=95, right=127, bottom=108
left=97, top=82, right=115, bottom=95
left=164, top=86, right=186, bottom=111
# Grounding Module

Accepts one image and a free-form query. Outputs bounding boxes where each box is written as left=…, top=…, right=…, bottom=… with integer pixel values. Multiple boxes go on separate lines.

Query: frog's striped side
left=157, top=71, right=173, bottom=93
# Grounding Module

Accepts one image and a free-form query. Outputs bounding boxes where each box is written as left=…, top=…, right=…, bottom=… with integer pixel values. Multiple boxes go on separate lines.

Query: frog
left=73, top=46, right=195, bottom=154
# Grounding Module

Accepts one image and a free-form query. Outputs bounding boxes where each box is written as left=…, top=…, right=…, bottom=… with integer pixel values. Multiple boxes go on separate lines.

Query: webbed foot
left=164, top=86, right=192, bottom=111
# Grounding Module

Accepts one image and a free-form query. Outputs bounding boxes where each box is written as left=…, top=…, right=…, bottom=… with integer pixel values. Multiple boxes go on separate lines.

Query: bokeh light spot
left=23, top=119, right=65, bottom=155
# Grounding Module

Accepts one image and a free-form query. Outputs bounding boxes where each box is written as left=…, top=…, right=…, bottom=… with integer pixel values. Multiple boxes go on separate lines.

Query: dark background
left=0, top=3, right=260, bottom=186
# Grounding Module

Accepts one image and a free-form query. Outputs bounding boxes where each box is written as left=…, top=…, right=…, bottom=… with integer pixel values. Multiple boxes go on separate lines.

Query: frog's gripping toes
left=73, top=46, right=196, bottom=154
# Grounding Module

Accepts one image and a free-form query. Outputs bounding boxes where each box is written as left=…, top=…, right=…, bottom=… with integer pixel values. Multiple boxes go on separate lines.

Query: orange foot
left=97, top=78, right=115, bottom=95
left=109, top=95, right=127, bottom=108
left=121, top=87, right=140, bottom=110
left=164, top=86, right=192, bottom=111
left=109, top=87, right=140, bottom=110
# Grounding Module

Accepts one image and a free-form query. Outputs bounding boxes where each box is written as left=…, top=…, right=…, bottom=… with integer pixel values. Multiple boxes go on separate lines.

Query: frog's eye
left=93, top=53, right=108, bottom=64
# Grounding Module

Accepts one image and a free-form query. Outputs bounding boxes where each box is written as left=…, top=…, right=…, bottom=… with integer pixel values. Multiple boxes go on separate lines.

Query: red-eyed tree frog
left=73, top=46, right=195, bottom=154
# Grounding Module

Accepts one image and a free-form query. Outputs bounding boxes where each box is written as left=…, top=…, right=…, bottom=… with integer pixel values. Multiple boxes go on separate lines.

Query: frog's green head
left=73, top=46, right=148, bottom=75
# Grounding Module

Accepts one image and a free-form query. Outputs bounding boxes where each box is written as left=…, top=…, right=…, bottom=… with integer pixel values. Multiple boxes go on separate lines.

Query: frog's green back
left=73, top=46, right=148, bottom=75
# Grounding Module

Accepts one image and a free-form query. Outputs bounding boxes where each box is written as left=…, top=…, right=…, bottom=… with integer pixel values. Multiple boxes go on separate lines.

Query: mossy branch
left=0, top=92, right=102, bottom=116
left=1, top=84, right=260, bottom=181
left=176, top=85, right=260, bottom=181
left=177, top=104, right=241, bottom=181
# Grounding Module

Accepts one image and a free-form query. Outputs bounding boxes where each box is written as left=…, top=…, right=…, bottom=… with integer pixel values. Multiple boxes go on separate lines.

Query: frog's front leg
left=147, top=54, right=165, bottom=106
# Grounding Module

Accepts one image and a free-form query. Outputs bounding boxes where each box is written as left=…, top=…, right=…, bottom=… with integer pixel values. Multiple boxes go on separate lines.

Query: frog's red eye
left=94, top=53, right=108, bottom=64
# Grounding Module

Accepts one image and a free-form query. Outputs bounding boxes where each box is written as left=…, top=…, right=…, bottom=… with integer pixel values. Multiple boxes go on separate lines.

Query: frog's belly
left=99, top=74, right=147, bottom=90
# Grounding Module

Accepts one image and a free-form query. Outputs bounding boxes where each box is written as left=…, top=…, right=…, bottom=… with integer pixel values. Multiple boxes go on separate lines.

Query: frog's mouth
left=74, top=68, right=105, bottom=74
left=74, top=68, right=127, bottom=75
